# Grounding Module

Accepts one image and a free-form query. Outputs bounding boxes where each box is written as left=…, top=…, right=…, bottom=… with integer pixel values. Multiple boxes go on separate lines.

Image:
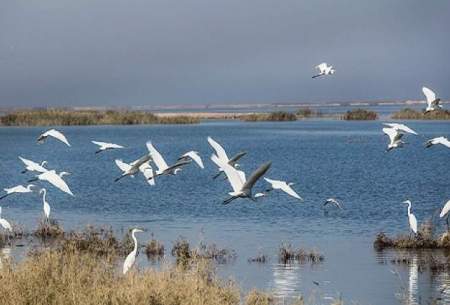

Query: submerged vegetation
left=171, top=238, right=236, bottom=265
left=240, top=111, right=297, bottom=122
left=341, top=108, right=378, bottom=120
left=0, top=109, right=200, bottom=126
left=391, top=108, right=450, bottom=120
left=278, top=244, right=324, bottom=264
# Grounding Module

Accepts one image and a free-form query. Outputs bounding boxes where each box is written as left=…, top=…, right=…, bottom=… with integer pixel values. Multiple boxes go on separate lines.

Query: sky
left=1, top=0, right=449, bottom=107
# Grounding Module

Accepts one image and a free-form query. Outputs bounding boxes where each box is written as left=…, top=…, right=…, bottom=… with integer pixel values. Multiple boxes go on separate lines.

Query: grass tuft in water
left=278, top=243, right=324, bottom=264
left=145, top=237, right=165, bottom=259
left=341, top=108, right=378, bottom=120
left=33, top=219, right=64, bottom=239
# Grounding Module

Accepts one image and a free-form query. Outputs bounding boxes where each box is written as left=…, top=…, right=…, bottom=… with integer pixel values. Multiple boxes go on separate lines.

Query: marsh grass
left=341, top=108, right=378, bottom=120
left=240, top=111, right=297, bottom=122
left=145, top=238, right=165, bottom=259
left=296, top=107, right=324, bottom=118
left=0, top=109, right=200, bottom=126
left=33, top=219, right=64, bottom=239
left=278, top=244, right=324, bottom=264
left=248, top=253, right=268, bottom=263
left=373, top=231, right=450, bottom=250
left=391, top=108, right=450, bottom=120
left=171, top=238, right=236, bottom=266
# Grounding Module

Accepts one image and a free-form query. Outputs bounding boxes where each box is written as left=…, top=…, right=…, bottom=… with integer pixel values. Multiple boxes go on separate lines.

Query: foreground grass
left=0, top=109, right=200, bottom=126
left=391, top=108, right=450, bottom=120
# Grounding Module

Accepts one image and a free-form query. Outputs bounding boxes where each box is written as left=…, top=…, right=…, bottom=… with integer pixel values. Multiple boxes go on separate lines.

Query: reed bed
left=248, top=253, right=268, bottom=263
left=391, top=108, right=450, bottom=120
left=0, top=109, right=200, bottom=126
left=171, top=238, right=236, bottom=265
left=373, top=232, right=450, bottom=250
left=240, top=111, right=297, bottom=122
left=145, top=238, right=165, bottom=259
left=33, top=219, right=64, bottom=239
left=296, top=107, right=324, bottom=118
left=278, top=244, right=324, bottom=264
left=341, top=108, right=378, bottom=120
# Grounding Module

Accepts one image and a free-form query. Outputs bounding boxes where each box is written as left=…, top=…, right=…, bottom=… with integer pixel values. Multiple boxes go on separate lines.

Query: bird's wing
left=280, top=184, right=303, bottom=200
left=130, top=154, right=152, bottom=171
left=92, top=141, right=108, bottom=147
left=397, top=124, right=417, bottom=135
left=146, top=142, right=168, bottom=171
left=437, top=137, right=450, bottom=148
left=139, top=163, right=155, bottom=185
left=182, top=151, right=204, bottom=169
left=18, top=156, right=47, bottom=172
left=166, top=160, right=191, bottom=172
left=42, top=172, right=74, bottom=196
left=383, top=127, right=399, bottom=143
left=440, top=200, right=450, bottom=218
left=315, top=63, right=327, bottom=73
left=115, top=159, right=132, bottom=173
left=207, top=137, right=229, bottom=162
left=422, top=87, right=436, bottom=105
left=410, top=214, right=418, bottom=234
left=237, top=170, right=246, bottom=183
left=45, top=129, right=71, bottom=146
left=123, top=252, right=135, bottom=274
left=0, top=219, right=12, bottom=231
left=109, top=143, right=124, bottom=149
left=263, top=177, right=277, bottom=186
left=242, top=162, right=272, bottom=191
left=211, top=154, right=244, bottom=193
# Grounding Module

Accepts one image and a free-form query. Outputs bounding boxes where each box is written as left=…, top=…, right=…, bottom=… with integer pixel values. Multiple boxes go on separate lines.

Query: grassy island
left=341, top=109, right=378, bottom=120
left=391, top=108, right=450, bottom=120
left=240, top=111, right=297, bottom=122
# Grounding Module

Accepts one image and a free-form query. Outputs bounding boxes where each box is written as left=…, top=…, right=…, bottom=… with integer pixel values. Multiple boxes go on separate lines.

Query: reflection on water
left=271, top=263, right=302, bottom=298
left=407, top=256, right=419, bottom=305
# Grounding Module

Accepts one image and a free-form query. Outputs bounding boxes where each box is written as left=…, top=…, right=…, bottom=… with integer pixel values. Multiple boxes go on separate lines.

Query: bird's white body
left=403, top=200, right=418, bottom=234
left=1, top=184, right=35, bottom=200
left=313, top=62, right=335, bottom=78
left=123, top=228, right=143, bottom=274
left=39, top=188, right=51, bottom=220
left=37, top=129, right=71, bottom=146
left=422, top=87, right=442, bottom=113
left=19, top=157, right=48, bottom=173
left=146, top=142, right=170, bottom=175
left=115, top=158, right=155, bottom=185
left=425, top=136, right=450, bottom=149
left=440, top=200, right=450, bottom=219
left=263, top=178, right=303, bottom=200
left=324, top=198, right=343, bottom=209
left=180, top=151, right=204, bottom=169
left=0, top=207, right=12, bottom=231
left=383, top=127, right=405, bottom=151
left=383, top=123, right=417, bottom=135
left=211, top=154, right=246, bottom=196
left=34, top=170, right=73, bottom=196
left=92, top=141, right=124, bottom=153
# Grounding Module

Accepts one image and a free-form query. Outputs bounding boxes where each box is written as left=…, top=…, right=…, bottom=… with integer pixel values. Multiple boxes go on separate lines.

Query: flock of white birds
left=0, top=73, right=449, bottom=273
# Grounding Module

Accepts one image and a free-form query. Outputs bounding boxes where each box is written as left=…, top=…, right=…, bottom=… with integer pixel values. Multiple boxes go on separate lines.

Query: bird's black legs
left=223, top=196, right=237, bottom=205
left=21, top=169, right=27, bottom=174
left=213, top=172, right=223, bottom=180
left=0, top=194, right=9, bottom=200
left=114, top=175, right=126, bottom=182
left=446, top=216, right=449, bottom=232
left=95, top=150, right=102, bottom=154
left=27, top=178, right=38, bottom=183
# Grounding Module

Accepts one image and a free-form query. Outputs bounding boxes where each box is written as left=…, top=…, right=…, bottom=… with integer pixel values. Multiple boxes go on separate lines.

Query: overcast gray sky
left=1, top=0, right=449, bottom=107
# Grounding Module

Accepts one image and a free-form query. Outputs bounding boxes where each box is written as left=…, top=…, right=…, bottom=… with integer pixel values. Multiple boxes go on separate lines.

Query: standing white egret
left=211, top=154, right=271, bottom=204
left=312, top=63, right=335, bottom=78
left=29, top=170, right=73, bottom=196
left=383, top=123, right=418, bottom=135
left=403, top=200, right=418, bottom=236
left=39, top=188, right=51, bottom=221
left=263, top=178, right=303, bottom=201
left=425, top=136, right=450, bottom=149
left=383, top=127, right=405, bottom=151
left=177, top=151, right=204, bottom=169
left=37, top=129, right=71, bottom=146
left=439, top=200, right=450, bottom=231
left=146, top=142, right=190, bottom=177
left=123, top=228, right=144, bottom=274
left=207, top=137, right=247, bottom=179
left=115, top=158, right=155, bottom=185
left=422, top=87, right=442, bottom=113
left=92, top=141, right=124, bottom=154
left=18, top=156, right=48, bottom=174
left=115, top=154, right=152, bottom=182
left=0, top=207, right=12, bottom=232
left=0, top=184, right=35, bottom=200
left=324, top=198, right=343, bottom=209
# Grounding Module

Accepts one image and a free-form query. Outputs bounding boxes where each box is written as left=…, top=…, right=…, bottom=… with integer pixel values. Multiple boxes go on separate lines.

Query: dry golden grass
left=33, top=219, right=64, bottom=239
left=145, top=238, right=165, bottom=259
left=391, top=108, right=450, bottom=120
left=240, top=111, right=297, bottom=122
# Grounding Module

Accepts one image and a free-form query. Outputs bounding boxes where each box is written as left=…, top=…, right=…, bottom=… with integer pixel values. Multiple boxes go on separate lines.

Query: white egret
left=263, top=178, right=303, bottom=201
left=403, top=200, right=418, bottom=235
left=207, top=137, right=247, bottom=179
left=18, top=156, right=48, bottom=174
left=211, top=154, right=271, bottom=204
left=37, top=129, right=71, bottom=146
left=312, top=62, right=335, bottom=78
left=146, top=142, right=190, bottom=177
left=383, top=127, right=405, bottom=151
left=425, top=136, right=450, bottom=149
left=39, top=188, right=51, bottom=221
left=115, top=158, right=155, bottom=185
left=92, top=141, right=124, bottom=154
left=115, top=154, right=152, bottom=182
left=0, top=207, right=12, bottom=232
left=422, top=87, right=442, bottom=113
left=123, top=228, right=144, bottom=274
left=383, top=123, right=418, bottom=135
left=29, top=170, right=73, bottom=196
left=439, top=200, right=450, bottom=231
left=324, top=198, right=343, bottom=209
left=177, top=151, right=204, bottom=169
left=0, top=184, right=35, bottom=200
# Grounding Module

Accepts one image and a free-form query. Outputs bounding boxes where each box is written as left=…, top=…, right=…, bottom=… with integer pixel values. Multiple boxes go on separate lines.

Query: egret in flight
left=0, top=207, right=12, bottom=232
left=324, top=198, right=343, bottom=209
left=403, top=200, right=418, bottom=236
left=383, top=123, right=418, bottom=135
left=422, top=87, right=442, bottom=113
left=425, top=136, right=450, bottom=149
left=115, top=154, right=152, bottom=182
left=39, top=188, right=51, bottom=221
left=207, top=137, right=247, bottom=179
left=18, top=157, right=48, bottom=174
left=123, top=228, right=144, bottom=274
left=29, top=170, right=73, bottom=196
left=439, top=200, right=450, bottom=231
left=383, top=127, right=405, bottom=151
left=37, top=129, right=71, bottom=147
left=312, top=62, right=335, bottom=78
left=263, top=178, right=303, bottom=201
left=115, top=158, right=155, bottom=185
left=146, top=142, right=191, bottom=177
left=211, top=154, right=271, bottom=204
left=0, top=184, right=35, bottom=200
left=92, top=141, right=124, bottom=154
left=177, top=151, right=204, bottom=169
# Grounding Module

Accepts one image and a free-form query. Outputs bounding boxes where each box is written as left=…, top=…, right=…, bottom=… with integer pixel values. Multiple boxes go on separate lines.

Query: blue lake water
left=0, top=120, right=449, bottom=304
